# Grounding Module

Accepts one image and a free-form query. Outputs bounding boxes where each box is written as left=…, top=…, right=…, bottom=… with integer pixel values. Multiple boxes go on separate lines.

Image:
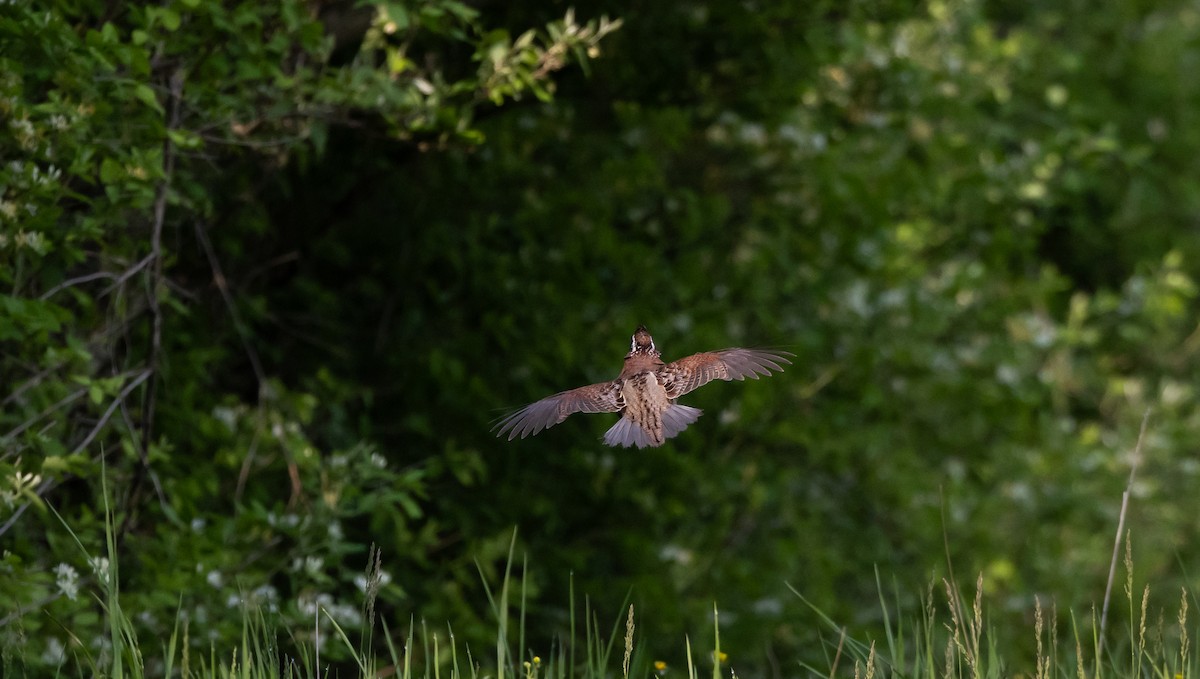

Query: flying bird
left=495, top=326, right=792, bottom=448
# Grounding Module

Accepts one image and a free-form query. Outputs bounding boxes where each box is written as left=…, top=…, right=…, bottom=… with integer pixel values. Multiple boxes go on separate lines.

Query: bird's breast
left=620, top=371, right=671, bottom=420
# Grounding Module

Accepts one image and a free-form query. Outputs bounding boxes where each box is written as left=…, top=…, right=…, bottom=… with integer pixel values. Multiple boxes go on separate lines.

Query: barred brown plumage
left=494, top=326, right=793, bottom=447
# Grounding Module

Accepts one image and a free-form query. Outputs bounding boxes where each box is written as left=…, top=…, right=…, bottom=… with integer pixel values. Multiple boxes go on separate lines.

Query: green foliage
left=4, top=0, right=1200, bottom=675
left=6, top=508, right=1199, bottom=679
left=249, top=0, right=1195, bottom=660
left=0, top=0, right=617, bottom=673
left=264, top=0, right=1200, bottom=667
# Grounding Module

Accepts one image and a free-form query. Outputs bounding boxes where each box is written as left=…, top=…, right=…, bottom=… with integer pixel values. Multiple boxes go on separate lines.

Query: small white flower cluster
left=29, top=163, right=61, bottom=185
left=1, top=157, right=62, bottom=226
left=253, top=583, right=279, bottom=611
left=270, top=420, right=302, bottom=440
left=353, top=568, right=392, bottom=593
left=658, top=544, right=694, bottom=566
left=5, top=230, right=48, bottom=253
left=3, top=462, right=43, bottom=507
left=330, top=448, right=385, bottom=472
left=266, top=512, right=301, bottom=529
left=41, top=637, right=66, bottom=666
left=296, top=592, right=362, bottom=627
left=211, top=405, right=240, bottom=431
left=89, top=556, right=110, bottom=582
left=9, top=117, right=35, bottom=148
left=53, top=563, right=79, bottom=601
left=225, top=583, right=280, bottom=613
left=291, top=555, right=324, bottom=577
left=205, top=569, right=226, bottom=588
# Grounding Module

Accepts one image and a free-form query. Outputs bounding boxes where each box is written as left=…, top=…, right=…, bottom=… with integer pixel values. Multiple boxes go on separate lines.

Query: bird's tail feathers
left=603, top=405, right=703, bottom=448
left=603, top=418, right=652, bottom=448
left=661, top=404, right=702, bottom=439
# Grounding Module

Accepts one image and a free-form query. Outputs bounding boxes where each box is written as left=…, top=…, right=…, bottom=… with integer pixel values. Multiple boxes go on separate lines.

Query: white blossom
left=89, top=556, right=110, bottom=581
left=41, top=637, right=66, bottom=665
left=54, top=563, right=79, bottom=601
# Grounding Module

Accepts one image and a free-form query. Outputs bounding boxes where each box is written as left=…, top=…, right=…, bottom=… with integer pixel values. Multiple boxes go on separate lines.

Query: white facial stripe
left=629, top=332, right=657, bottom=354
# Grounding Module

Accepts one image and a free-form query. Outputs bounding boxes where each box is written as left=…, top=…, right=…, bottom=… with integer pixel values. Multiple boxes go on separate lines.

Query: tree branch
left=0, top=369, right=152, bottom=538
left=193, top=219, right=266, bottom=387
left=38, top=270, right=121, bottom=301
left=117, top=394, right=171, bottom=544
left=96, top=253, right=157, bottom=300
left=71, top=370, right=153, bottom=459
left=0, top=387, right=88, bottom=446
left=140, top=68, right=186, bottom=445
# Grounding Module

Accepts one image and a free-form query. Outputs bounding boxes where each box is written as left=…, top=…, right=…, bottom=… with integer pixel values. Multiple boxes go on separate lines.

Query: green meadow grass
left=14, top=506, right=1198, bottom=679
left=12, top=422, right=1196, bottom=678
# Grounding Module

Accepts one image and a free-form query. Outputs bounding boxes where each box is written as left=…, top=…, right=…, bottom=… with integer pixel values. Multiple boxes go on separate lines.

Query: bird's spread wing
left=494, top=381, right=624, bottom=440
left=658, top=348, right=793, bottom=398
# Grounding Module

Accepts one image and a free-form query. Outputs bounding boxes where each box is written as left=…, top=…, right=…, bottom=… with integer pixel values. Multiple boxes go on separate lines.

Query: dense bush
left=4, top=0, right=1200, bottom=675
left=0, top=0, right=617, bottom=672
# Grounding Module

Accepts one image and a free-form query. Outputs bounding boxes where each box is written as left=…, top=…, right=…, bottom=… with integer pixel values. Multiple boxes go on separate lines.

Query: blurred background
left=3, top=0, right=1200, bottom=674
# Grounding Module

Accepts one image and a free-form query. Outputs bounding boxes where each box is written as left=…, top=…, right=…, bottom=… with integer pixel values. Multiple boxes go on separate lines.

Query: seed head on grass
left=1035, top=596, right=1049, bottom=679
left=1179, top=587, right=1189, bottom=675
left=943, top=576, right=983, bottom=676
left=1051, top=599, right=1058, bottom=677
left=623, top=604, right=634, bottom=679
left=1073, top=613, right=1086, bottom=679
left=1139, top=585, right=1150, bottom=661
left=364, top=544, right=384, bottom=633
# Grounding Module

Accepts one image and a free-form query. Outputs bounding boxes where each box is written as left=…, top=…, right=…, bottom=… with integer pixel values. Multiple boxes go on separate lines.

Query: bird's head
left=627, top=325, right=660, bottom=358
